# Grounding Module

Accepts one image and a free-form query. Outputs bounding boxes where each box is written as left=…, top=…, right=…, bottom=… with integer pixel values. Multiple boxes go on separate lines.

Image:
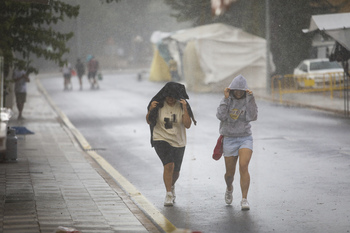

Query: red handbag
left=71, top=69, right=77, bottom=76
left=212, top=135, right=224, bottom=160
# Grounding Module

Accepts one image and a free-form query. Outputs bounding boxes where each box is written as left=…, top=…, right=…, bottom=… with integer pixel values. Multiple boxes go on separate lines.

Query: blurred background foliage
left=1, top=0, right=350, bottom=76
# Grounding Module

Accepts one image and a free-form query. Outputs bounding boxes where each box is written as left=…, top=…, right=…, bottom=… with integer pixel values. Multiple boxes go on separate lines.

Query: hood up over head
left=228, top=74, right=248, bottom=90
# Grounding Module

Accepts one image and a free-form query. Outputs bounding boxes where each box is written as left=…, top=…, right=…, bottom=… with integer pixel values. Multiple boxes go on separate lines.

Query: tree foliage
left=0, top=0, right=78, bottom=74
left=0, top=0, right=119, bottom=75
left=163, top=0, right=349, bottom=74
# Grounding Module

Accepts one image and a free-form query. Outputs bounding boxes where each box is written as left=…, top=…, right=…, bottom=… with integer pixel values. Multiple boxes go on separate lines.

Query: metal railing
left=271, top=72, right=350, bottom=117
left=271, top=72, right=348, bottom=103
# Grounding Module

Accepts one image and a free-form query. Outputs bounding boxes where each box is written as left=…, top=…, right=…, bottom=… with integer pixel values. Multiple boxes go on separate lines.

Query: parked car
left=293, top=58, right=344, bottom=88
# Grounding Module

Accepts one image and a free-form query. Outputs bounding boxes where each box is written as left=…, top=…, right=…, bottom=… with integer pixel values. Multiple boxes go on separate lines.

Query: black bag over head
left=147, top=82, right=197, bottom=147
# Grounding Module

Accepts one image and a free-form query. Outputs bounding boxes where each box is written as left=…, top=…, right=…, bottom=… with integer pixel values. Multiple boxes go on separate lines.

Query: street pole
left=266, top=0, right=271, bottom=94
left=0, top=55, right=3, bottom=109
left=345, top=66, right=349, bottom=117
left=75, top=0, right=82, bottom=59
left=77, top=11, right=81, bottom=58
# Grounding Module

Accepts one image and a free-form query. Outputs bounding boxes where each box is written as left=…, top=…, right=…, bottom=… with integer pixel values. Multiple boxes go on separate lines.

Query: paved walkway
left=0, top=78, right=161, bottom=233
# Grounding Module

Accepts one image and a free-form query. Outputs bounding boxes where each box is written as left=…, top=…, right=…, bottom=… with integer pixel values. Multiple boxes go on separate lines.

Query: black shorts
left=64, top=74, right=71, bottom=79
left=88, top=71, right=97, bottom=79
left=15, top=92, right=26, bottom=104
left=153, top=141, right=185, bottom=172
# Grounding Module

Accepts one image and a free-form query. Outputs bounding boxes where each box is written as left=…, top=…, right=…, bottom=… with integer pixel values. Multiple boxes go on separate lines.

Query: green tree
left=0, top=0, right=79, bottom=75
left=163, top=0, right=265, bottom=36
left=0, top=0, right=119, bottom=75
left=269, top=1, right=314, bottom=74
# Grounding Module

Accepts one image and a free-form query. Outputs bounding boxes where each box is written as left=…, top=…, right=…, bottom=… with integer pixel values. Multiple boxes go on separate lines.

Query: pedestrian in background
left=87, top=55, right=99, bottom=89
left=13, top=68, right=30, bottom=119
left=146, top=82, right=196, bottom=206
left=168, top=57, right=180, bottom=81
left=75, top=58, right=85, bottom=90
left=216, top=74, right=258, bottom=210
left=62, top=63, right=72, bottom=90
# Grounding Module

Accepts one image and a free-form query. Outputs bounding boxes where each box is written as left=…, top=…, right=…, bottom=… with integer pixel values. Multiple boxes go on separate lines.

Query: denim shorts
left=223, top=135, right=253, bottom=157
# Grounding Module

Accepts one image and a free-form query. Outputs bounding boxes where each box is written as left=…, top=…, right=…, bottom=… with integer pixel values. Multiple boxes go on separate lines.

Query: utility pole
left=266, top=0, right=271, bottom=94
left=77, top=12, right=82, bottom=58
left=0, top=54, right=3, bottom=109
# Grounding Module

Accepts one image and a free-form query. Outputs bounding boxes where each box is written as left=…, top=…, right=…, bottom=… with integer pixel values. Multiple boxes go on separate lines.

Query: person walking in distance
left=75, top=58, right=85, bottom=90
left=13, top=68, right=30, bottom=119
left=216, top=74, right=258, bottom=210
left=62, top=63, right=72, bottom=90
left=168, top=57, right=180, bottom=81
left=87, top=55, right=99, bottom=89
left=146, top=82, right=196, bottom=206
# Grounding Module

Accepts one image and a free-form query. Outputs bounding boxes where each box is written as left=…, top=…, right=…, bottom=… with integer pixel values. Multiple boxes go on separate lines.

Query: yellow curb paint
left=36, top=78, right=177, bottom=233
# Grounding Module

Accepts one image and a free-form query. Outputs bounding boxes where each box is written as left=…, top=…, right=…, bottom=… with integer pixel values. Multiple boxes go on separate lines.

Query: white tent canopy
left=303, top=13, right=350, bottom=51
left=152, top=23, right=274, bottom=92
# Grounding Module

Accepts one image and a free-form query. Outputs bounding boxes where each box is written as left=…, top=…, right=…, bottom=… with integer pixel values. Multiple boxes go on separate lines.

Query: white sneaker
left=164, top=192, right=174, bottom=206
left=171, top=186, right=176, bottom=202
left=241, top=198, right=250, bottom=210
left=225, top=188, right=233, bottom=205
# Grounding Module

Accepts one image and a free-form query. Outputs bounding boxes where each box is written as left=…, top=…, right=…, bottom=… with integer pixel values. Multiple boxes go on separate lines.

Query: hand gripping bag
left=212, top=135, right=223, bottom=160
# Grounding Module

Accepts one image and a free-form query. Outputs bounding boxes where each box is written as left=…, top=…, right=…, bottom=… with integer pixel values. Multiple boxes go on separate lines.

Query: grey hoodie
left=216, top=75, right=258, bottom=137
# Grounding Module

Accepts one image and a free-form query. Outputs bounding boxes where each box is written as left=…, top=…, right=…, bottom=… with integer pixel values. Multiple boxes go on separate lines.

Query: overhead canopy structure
left=303, top=12, right=350, bottom=117
left=149, top=23, right=274, bottom=92
left=303, top=12, right=350, bottom=51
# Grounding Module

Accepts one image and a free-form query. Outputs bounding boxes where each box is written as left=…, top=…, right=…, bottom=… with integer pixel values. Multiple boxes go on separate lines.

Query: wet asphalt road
left=40, top=72, right=350, bottom=233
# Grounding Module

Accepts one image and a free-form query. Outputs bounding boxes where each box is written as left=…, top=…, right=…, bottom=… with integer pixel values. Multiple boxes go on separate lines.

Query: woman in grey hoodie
left=216, top=74, right=258, bottom=210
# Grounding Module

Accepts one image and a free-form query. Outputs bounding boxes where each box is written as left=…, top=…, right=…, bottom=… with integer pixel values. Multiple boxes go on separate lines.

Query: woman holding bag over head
left=146, top=82, right=196, bottom=207
left=216, top=74, right=258, bottom=210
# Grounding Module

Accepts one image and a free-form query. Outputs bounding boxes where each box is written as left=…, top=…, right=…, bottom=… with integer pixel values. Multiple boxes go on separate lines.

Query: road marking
left=36, top=78, right=177, bottom=233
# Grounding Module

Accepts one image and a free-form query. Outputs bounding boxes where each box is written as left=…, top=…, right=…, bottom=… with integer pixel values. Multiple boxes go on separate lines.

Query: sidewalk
left=0, top=78, right=161, bottom=233
left=254, top=88, right=349, bottom=116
